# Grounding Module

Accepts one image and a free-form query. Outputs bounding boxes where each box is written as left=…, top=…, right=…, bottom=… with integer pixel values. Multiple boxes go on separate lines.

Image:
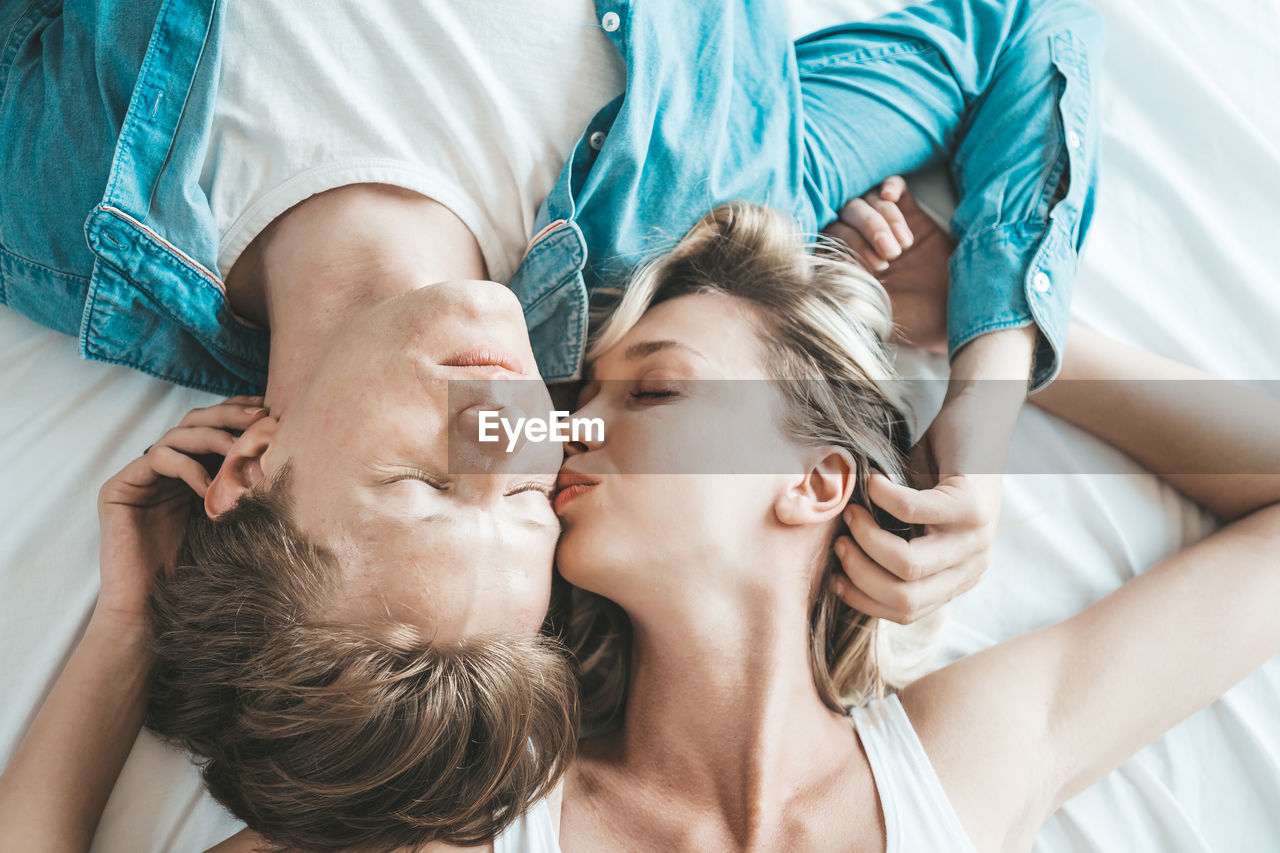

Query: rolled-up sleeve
left=946, top=22, right=1104, bottom=392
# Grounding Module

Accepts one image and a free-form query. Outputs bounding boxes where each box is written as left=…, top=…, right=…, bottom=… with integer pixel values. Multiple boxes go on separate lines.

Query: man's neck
left=223, top=184, right=489, bottom=413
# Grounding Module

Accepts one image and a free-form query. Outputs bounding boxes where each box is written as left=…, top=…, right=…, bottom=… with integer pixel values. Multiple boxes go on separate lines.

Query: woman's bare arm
left=0, top=617, right=152, bottom=852
left=0, top=400, right=266, bottom=852
left=902, top=331, right=1280, bottom=851
left=905, top=503, right=1280, bottom=851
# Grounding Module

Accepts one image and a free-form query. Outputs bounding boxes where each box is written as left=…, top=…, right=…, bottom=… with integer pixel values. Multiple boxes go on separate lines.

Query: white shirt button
left=1068, top=130, right=1082, bottom=151
left=1032, top=272, right=1052, bottom=293
left=601, top=11, right=620, bottom=32
left=589, top=130, right=607, bottom=150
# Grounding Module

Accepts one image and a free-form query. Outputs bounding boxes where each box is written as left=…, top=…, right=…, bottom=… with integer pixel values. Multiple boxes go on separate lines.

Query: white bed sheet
left=2, top=0, right=1278, bottom=849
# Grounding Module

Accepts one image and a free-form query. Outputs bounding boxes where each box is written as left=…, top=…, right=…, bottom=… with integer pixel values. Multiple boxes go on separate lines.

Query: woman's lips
left=554, top=470, right=599, bottom=513
left=439, top=348, right=525, bottom=375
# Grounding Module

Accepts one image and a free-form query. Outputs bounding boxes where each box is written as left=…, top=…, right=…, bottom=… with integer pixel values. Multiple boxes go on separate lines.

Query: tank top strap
left=850, top=694, right=980, bottom=853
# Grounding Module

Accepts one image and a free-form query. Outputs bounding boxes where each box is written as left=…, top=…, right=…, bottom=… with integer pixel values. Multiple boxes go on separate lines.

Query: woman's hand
left=821, top=175, right=956, bottom=356
left=95, top=396, right=268, bottom=629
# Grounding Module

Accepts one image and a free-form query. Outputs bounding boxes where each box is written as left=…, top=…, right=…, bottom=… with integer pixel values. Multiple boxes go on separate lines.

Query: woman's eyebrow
left=624, top=339, right=685, bottom=361
left=590, top=338, right=708, bottom=378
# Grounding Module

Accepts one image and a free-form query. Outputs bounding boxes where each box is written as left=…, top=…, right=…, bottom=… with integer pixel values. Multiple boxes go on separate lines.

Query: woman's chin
left=556, top=533, right=629, bottom=595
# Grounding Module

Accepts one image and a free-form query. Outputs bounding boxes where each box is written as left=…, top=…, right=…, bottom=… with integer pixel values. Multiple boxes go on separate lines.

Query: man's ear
left=774, top=447, right=856, bottom=527
left=205, top=415, right=280, bottom=519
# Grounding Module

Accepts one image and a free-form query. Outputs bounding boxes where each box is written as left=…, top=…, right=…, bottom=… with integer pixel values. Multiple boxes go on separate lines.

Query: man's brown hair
left=146, top=466, right=577, bottom=852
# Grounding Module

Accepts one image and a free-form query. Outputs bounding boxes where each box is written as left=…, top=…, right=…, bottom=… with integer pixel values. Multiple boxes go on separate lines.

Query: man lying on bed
left=0, top=0, right=1101, bottom=848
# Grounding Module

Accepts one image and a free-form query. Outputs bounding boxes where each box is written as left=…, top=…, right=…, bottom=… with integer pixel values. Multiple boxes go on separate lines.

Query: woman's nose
left=564, top=405, right=606, bottom=455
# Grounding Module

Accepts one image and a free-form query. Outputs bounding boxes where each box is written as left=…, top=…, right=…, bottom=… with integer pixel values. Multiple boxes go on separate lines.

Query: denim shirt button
left=1068, top=130, right=1082, bottom=151
left=1032, top=272, right=1052, bottom=293
left=601, top=11, right=620, bottom=32
left=589, top=130, right=607, bottom=150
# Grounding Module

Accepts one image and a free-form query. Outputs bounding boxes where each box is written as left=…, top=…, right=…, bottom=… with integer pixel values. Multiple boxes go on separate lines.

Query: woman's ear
left=205, top=415, right=280, bottom=519
left=774, top=447, right=856, bottom=527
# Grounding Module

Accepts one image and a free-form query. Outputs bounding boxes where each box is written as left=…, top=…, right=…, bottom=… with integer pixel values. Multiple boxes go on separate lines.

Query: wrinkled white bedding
left=2, top=0, right=1277, bottom=849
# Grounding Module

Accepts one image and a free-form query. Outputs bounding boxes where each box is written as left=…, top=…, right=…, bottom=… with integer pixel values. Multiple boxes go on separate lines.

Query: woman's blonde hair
left=570, top=201, right=937, bottom=729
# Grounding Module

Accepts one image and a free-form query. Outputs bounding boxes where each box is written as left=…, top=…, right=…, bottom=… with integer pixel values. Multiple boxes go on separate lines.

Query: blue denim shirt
left=0, top=0, right=1100, bottom=396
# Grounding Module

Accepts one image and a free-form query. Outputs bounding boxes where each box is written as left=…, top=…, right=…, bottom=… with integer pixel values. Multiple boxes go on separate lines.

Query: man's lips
left=439, top=348, right=525, bottom=375
left=554, top=469, right=598, bottom=513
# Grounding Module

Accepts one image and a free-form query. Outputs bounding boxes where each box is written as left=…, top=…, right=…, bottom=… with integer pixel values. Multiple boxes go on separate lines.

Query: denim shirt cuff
left=946, top=219, right=1075, bottom=394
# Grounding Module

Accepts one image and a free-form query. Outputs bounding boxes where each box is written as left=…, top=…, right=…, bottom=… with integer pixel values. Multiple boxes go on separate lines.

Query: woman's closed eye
left=630, top=389, right=679, bottom=401
left=629, top=379, right=684, bottom=403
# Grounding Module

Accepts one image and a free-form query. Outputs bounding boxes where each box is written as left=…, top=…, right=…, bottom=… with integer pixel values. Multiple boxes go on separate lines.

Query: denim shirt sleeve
left=0, top=0, right=268, bottom=396
left=796, top=0, right=1104, bottom=394
left=947, top=27, right=1102, bottom=393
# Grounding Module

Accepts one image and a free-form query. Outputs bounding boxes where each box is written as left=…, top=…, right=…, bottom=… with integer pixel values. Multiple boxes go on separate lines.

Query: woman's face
left=555, top=292, right=812, bottom=602
left=259, top=280, right=565, bottom=641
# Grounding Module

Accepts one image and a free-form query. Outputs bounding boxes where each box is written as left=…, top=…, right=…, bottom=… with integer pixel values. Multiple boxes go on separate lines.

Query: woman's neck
left=587, top=577, right=859, bottom=843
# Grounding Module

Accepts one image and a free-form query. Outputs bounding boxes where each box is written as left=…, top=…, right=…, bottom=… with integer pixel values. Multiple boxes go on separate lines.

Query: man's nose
left=452, top=396, right=564, bottom=475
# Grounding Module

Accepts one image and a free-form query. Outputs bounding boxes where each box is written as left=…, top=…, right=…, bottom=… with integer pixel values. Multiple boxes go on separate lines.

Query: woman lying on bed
left=6, top=196, right=1278, bottom=853
left=526, top=199, right=1280, bottom=851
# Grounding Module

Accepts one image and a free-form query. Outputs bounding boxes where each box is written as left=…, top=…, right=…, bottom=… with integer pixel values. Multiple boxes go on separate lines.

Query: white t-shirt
left=200, top=1, right=626, bottom=284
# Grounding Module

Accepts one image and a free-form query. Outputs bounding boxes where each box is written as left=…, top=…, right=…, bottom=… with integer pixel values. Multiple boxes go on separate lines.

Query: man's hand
left=823, top=177, right=1036, bottom=623
left=822, top=175, right=956, bottom=356
left=95, top=396, right=268, bottom=628
left=830, top=335, right=1032, bottom=623
left=829, top=360, right=1032, bottom=623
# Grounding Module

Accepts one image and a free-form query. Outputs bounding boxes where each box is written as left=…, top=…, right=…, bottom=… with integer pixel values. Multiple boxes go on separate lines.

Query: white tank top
left=492, top=695, right=977, bottom=853
left=199, top=1, right=626, bottom=284
left=851, top=694, right=980, bottom=853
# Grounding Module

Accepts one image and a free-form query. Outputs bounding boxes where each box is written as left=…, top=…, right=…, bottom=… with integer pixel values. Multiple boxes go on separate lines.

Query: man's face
left=260, top=280, right=564, bottom=641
